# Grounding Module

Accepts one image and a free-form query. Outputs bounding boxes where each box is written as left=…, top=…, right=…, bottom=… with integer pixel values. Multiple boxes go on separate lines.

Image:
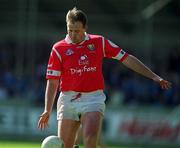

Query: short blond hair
left=66, top=7, right=88, bottom=27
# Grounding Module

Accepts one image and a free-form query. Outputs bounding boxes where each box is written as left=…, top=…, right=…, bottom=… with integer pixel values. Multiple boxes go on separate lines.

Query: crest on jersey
left=78, top=54, right=89, bottom=65
left=87, top=44, right=95, bottom=51
left=65, top=49, right=74, bottom=56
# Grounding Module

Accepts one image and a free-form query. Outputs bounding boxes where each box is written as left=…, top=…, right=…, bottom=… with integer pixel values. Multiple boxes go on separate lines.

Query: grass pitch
left=0, top=141, right=120, bottom=148
left=0, top=141, right=40, bottom=148
left=0, top=141, right=179, bottom=148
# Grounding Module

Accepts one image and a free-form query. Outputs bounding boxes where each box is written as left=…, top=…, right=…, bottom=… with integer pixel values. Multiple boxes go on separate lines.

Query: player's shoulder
left=88, top=34, right=103, bottom=40
left=53, top=39, right=67, bottom=49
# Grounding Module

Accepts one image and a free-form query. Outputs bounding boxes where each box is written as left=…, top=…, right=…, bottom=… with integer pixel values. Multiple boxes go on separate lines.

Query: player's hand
left=159, top=79, right=172, bottom=89
left=38, top=111, right=50, bottom=130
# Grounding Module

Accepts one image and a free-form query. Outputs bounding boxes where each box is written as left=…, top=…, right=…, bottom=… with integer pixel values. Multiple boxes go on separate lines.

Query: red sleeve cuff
left=120, top=53, right=129, bottom=62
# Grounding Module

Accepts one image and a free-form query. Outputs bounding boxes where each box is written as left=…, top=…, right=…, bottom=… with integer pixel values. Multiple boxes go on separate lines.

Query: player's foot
left=73, top=145, right=79, bottom=148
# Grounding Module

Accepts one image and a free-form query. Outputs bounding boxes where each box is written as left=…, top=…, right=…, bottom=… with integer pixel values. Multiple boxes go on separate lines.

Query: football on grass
left=41, top=135, right=64, bottom=148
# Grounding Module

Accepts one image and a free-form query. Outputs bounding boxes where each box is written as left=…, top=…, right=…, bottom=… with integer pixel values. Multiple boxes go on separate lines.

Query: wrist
left=159, top=78, right=163, bottom=82
left=153, top=76, right=163, bottom=83
left=44, top=109, right=51, bottom=114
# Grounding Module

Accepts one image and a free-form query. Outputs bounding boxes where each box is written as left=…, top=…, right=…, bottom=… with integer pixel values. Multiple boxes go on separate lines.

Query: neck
left=72, top=34, right=86, bottom=44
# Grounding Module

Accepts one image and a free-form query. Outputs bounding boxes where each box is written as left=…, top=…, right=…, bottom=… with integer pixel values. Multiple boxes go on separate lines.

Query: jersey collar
left=65, top=32, right=89, bottom=45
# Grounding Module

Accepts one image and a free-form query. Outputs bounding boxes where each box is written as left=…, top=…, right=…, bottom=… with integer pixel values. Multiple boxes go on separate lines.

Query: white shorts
left=57, top=90, right=106, bottom=121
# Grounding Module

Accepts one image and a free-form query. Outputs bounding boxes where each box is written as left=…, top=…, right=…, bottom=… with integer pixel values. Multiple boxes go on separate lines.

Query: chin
left=71, top=39, right=77, bottom=43
left=73, top=40, right=79, bottom=44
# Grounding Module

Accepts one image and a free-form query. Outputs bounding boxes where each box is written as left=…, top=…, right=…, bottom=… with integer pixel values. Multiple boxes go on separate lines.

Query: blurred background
left=0, top=0, right=180, bottom=147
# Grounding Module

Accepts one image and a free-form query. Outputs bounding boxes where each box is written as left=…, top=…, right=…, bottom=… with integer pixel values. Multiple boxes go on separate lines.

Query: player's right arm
left=38, top=79, right=59, bottom=130
left=38, top=46, right=62, bottom=130
left=44, top=79, right=59, bottom=114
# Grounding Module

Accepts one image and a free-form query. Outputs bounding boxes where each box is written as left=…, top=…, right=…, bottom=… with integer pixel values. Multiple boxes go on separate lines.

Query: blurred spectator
left=168, top=46, right=180, bottom=73
left=0, top=83, right=8, bottom=100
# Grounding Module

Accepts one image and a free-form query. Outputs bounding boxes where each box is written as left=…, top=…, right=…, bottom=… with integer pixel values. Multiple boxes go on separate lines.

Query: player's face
left=67, top=21, right=86, bottom=44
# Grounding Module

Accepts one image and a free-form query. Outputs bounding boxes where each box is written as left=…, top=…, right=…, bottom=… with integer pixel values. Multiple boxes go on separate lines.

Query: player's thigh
left=81, top=111, right=103, bottom=138
left=58, top=119, right=80, bottom=144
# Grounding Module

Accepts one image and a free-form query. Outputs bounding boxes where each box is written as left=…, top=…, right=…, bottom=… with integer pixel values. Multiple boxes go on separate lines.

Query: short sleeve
left=46, top=47, right=62, bottom=79
left=103, top=38, right=128, bottom=62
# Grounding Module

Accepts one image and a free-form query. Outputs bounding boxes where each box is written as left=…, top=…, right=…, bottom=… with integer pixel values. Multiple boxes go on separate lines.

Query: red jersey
left=46, top=33, right=128, bottom=92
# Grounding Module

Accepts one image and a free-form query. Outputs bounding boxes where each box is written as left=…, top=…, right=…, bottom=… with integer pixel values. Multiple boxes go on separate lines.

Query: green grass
left=0, top=141, right=179, bottom=148
left=0, top=141, right=40, bottom=148
left=0, top=141, right=120, bottom=148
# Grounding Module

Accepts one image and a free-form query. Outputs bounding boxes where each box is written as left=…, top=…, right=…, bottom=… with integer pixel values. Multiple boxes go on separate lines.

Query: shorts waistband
left=61, top=90, right=103, bottom=95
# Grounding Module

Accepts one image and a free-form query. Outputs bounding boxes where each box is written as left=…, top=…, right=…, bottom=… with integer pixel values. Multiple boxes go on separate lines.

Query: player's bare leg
left=75, top=125, right=83, bottom=145
left=58, top=119, right=80, bottom=148
left=81, top=111, right=103, bottom=148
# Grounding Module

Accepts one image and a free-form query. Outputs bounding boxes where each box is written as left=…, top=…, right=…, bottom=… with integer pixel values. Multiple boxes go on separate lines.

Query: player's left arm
left=122, top=54, right=171, bottom=89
